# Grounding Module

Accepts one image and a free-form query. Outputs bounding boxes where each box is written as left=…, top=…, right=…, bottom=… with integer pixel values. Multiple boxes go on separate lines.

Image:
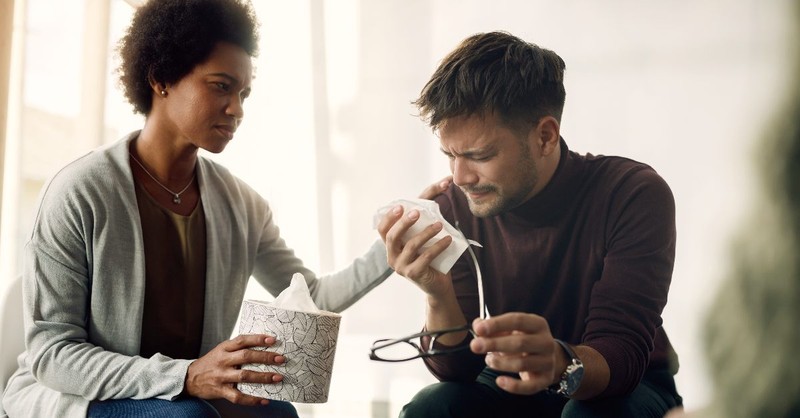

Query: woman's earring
left=160, top=89, right=167, bottom=97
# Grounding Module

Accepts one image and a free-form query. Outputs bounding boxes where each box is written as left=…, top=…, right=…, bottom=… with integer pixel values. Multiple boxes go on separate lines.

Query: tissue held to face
left=374, top=199, right=473, bottom=274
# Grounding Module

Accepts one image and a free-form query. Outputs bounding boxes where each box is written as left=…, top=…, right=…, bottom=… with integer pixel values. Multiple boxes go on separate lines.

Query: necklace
left=129, top=152, right=195, bottom=204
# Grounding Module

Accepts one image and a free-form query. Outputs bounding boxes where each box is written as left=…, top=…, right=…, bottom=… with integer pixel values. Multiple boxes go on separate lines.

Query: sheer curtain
left=0, top=1, right=795, bottom=417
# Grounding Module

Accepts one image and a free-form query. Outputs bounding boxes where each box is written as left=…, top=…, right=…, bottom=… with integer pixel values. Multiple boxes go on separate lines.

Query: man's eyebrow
left=440, top=147, right=492, bottom=158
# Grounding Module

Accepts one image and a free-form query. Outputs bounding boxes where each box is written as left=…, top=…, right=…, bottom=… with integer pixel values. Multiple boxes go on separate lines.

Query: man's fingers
left=385, top=209, right=443, bottom=264
left=495, top=374, right=551, bottom=395
left=394, top=233, right=451, bottom=280
left=383, top=209, right=421, bottom=257
left=376, top=205, right=404, bottom=240
left=483, top=351, right=554, bottom=376
left=470, top=330, right=553, bottom=355
left=395, top=219, right=445, bottom=261
left=472, top=312, right=550, bottom=336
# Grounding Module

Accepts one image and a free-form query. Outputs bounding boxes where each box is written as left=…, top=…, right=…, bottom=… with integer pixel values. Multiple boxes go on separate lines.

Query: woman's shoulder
left=43, top=135, right=132, bottom=196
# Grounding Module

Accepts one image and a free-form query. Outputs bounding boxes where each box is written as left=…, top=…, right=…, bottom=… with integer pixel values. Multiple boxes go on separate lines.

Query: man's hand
left=376, top=205, right=453, bottom=297
left=469, top=313, right=560, bottom=395
left=417, top=176, right=452, bottom=200
left=184, top=334, right=285, bottom=406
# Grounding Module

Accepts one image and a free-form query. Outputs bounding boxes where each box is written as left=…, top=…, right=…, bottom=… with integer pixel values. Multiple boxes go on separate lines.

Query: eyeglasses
left=369, top=324, right=477, bottom=362
left=369, top=221, right=487, bottom=362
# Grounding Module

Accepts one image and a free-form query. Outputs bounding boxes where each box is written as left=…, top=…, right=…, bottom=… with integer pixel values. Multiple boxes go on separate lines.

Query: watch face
left=565, top=362, right=585, bottom=395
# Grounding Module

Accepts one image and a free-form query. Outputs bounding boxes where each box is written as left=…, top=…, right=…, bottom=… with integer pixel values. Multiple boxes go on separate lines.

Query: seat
left=0, top=275, right=24, bottom=412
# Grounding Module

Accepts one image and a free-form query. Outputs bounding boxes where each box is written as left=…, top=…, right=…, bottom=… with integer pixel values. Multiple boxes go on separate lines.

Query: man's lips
left=463, top=188, right=493, bottom=200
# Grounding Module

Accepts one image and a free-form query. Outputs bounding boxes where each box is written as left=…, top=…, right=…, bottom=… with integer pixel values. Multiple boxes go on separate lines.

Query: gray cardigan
left=1, top=132, right=392, bottom=417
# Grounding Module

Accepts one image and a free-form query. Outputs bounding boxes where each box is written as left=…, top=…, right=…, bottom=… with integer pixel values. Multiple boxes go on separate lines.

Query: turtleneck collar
left=506, top=137, right=582, bottom=223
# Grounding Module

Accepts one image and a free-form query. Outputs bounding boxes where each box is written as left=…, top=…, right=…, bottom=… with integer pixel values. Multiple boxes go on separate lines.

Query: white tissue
left=373, top=198, right=481, bottom=274
left=272, top=273, right=320, bottom=313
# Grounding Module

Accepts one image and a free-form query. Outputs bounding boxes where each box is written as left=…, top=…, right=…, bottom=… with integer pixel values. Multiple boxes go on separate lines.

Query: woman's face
left=158, top=41, right=253, bottom=154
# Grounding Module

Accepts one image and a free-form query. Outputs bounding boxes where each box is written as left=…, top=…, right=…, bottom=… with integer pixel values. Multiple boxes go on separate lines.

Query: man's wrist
left=551, top=339, right=570, bottom=386
left=548, top=339, right=585, bottom=397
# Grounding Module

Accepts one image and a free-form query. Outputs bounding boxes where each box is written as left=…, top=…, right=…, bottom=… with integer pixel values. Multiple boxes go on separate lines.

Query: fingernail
left=484, top=352, right=494, bottom=366
left=272, top=374, right=284, bottom=382
left=274, top=355, right=285, bottom=364
left=470, top=339, right=485, bottom=353
left=264, top=336, right=276, bottom=345
left=407, top=210, right=419, bottom=220
left=433, top=221, right=443, bottom=231
left=473, top=319, right=487, bottom=334
left=392, top=205, right=402, bottom=215
left=439, top=180, right=450, bottom=188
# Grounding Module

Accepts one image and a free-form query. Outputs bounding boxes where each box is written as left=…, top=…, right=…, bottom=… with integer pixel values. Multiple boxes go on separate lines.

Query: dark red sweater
left=426, top=139, right=679, bottom=397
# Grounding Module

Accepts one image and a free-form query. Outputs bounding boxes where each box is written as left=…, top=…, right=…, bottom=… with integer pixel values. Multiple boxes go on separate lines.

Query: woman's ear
left=147, top=69, right=167, bottom=97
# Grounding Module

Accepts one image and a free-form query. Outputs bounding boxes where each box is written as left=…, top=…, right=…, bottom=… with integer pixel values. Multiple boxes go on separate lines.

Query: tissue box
left=236, top=300, right=341, bottom=403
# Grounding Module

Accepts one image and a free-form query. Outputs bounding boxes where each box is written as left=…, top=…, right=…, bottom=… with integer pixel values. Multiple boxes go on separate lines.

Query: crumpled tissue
left=373, top=198, right=481, bottom=274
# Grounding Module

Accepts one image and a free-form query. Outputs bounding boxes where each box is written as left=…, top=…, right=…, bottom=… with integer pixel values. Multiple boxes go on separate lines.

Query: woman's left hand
left=184, top=334, right=285, bottom=406
left=418, top=176, right=452, bottom=200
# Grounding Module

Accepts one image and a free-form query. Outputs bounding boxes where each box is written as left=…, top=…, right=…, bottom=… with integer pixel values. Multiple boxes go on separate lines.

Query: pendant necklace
left=129, top=152, right=195, bottom=204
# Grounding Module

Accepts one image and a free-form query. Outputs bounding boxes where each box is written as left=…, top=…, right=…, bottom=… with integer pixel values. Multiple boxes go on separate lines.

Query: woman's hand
left=418, top=176, right=452, bottom=200
left=184, top=334, right=285, bottom=406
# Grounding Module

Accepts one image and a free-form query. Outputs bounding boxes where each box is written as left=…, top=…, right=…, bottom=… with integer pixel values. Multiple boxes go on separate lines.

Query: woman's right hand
left=184, top=334, right=284, bottom=406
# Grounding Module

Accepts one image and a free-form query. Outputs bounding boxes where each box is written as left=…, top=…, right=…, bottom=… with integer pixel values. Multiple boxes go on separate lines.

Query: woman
left=666, top=3, right=800, bottom=418
left=1, top=0, right=448, bottom=416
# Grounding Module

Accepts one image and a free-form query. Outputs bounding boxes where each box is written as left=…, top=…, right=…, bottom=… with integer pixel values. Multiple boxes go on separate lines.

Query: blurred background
left=0, top=0, right=795, bottom=417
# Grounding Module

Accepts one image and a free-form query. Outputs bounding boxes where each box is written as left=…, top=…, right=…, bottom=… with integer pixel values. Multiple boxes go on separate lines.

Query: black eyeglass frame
left=369, top=221, right=487, bottom=363
left=368, top=324, right=477, bottom=362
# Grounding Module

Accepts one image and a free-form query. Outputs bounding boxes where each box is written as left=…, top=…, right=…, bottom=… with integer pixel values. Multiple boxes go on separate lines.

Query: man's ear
left=537, top=116, right=561, bottom=156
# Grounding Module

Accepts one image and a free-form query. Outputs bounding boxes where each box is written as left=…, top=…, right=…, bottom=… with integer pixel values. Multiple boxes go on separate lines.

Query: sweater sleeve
left=247, top=184, right=393, bottom=313
left=583, top=167, right=676, bottom=396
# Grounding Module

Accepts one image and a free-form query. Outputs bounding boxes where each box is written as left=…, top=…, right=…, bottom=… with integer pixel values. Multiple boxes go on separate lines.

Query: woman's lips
left=216, top=125, right=235, bottom=140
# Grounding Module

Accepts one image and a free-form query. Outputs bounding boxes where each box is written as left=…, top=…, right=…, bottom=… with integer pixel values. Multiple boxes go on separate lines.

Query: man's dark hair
left=415, top=31, right=566, bottom=133
left=117, top=0, right=259, bottom=115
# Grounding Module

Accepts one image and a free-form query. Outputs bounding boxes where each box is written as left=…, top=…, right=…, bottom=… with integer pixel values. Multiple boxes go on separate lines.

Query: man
left=377, top=31, right=682, bottom=417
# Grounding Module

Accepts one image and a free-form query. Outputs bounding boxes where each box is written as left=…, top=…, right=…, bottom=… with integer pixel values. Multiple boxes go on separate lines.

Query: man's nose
left=451, top=158, right=478, bottom=187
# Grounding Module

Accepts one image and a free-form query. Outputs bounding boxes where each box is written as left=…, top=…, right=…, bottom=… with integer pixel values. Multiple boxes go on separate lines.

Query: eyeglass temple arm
left=455, top=221, right=487, bottom=320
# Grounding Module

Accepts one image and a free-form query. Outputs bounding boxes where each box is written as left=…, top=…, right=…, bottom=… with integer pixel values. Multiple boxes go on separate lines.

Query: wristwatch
left=549, top=339, right=584, bottom=397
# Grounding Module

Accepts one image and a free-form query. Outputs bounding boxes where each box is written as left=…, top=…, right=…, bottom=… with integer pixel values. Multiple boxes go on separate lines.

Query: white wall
left=1, top=1, right=795, bottom=416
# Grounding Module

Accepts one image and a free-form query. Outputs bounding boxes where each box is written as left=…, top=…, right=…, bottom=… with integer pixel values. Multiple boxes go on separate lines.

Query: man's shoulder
left=575, top=151, right=668, bottom=191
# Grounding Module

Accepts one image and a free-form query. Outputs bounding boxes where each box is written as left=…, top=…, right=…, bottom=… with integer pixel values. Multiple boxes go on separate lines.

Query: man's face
left=439, top=113, right=541, bottom=217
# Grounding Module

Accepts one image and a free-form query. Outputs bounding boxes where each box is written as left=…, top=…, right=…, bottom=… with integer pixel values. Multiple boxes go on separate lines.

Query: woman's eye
left=214, top=82, right=230, bottom=91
